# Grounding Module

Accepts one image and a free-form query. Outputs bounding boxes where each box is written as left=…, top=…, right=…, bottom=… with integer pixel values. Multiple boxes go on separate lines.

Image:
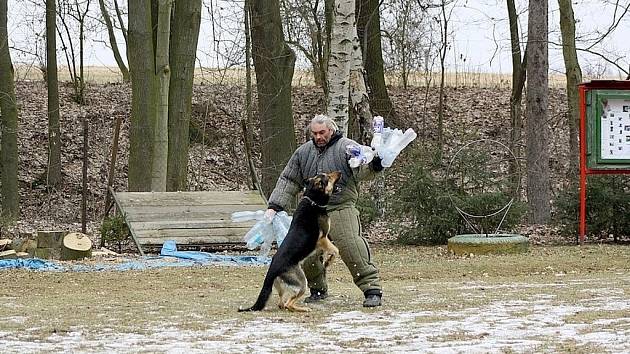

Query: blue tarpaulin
left=0, top=240, right=270, bottom=272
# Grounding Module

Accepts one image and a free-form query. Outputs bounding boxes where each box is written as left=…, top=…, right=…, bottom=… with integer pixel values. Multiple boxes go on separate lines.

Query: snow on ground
left=1, top=288, right=629, bottom=354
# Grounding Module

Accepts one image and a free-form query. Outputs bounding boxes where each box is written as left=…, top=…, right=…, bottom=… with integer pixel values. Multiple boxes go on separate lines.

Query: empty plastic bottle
left=272, top=211, right=292, bottom=246
left=371, top=116, right=384, bottom=149
left=380, top=128, right=417, bottom=167
left=231, top=210, right=264, bottom=222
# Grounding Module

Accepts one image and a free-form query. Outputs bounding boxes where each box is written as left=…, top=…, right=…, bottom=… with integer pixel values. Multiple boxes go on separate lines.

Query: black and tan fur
left=238, top=171, right=341, bottom=312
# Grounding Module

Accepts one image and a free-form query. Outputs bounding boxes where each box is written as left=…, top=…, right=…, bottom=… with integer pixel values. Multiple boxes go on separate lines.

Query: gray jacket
left=268, top=132, right=381, bottom=212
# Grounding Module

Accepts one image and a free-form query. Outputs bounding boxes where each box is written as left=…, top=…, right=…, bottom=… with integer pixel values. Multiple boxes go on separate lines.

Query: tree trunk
left=46, top=0, right=62, bottom=188
left=249, top=0, right=297, bottom=197
left=526, top=0, right=551, bottom=223
left=507, top=0, right=526, bottom=197
left=436, top=1, right=448, bottom=162
left=128, top=0, right=158, bottom=191
left=167, top=0, right=202, bottom=191
left=558, top=0, right=582, bottom=183
left=356, top=0, right=396, bottom=122
left=151, top=0, right=172, bottom=192
left=327, top=0, right=356, bottom=133
left=0, top=0, right=19, bottom=220
left=98, top=0, right=129, bottom=82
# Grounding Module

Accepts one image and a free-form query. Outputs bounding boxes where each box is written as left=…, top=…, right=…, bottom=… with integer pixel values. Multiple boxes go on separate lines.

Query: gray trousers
left=302, top=206, right=382, bottom=295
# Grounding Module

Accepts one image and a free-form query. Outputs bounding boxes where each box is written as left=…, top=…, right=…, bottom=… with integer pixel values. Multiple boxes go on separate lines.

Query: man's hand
left=264, top=208, right=277, bottom=222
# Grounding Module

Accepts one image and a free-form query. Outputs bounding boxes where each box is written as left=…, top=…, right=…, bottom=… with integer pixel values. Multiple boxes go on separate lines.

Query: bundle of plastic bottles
left=346, top=126, right=417, bottom=168
left=231, top=210, right=292, bottom=257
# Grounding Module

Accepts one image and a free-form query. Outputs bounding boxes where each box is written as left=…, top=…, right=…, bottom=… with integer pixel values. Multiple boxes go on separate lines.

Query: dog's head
left=305, top=171, right=341, bottom=200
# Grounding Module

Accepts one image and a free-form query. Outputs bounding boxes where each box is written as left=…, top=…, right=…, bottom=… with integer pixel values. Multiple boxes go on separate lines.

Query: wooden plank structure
left=110, top=189, right=267, bottom=255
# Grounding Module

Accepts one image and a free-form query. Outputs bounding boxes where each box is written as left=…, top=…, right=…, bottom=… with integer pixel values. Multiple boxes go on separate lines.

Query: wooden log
left=33, top=247, right=61, bottom=260
left=37, top=231, right=66, bottom=248
left=0, top=250, right=17, bottom=259
left=16, top=252, right=30, bottom=259
left=10, top=238, right=37, bottom=253
left=0, top=238, right=11, bottom=251
left=61, top=232, right=93, bottom=260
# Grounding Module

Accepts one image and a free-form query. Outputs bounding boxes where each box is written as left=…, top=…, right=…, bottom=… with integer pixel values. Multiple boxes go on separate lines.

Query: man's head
left=310, top=115, right=338, bottom=147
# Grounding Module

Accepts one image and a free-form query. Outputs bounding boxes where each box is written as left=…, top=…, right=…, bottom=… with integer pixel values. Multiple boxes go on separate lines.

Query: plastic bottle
left=231, top=210, right=264, bottom=222
left=380, top=128, right=417, bottom=167
left=244, top=219, right=272, bottom=249
left=370, top=116, right=384, bottom=149
left=272, top=211, right=292, bottom=246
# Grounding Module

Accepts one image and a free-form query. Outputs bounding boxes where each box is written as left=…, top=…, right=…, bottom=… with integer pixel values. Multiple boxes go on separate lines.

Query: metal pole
left=578, top=85, right=587, bottom=244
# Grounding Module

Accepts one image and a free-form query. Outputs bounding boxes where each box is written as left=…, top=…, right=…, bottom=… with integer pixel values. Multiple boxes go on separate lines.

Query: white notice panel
left=600, top=99, right=630, bottom=160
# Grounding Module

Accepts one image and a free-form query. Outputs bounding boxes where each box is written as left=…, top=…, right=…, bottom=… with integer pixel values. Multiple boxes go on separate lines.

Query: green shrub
left=392, top=148, right=526, bottom=245
left=99, top=214, right=131, bottom=252
left=554, top=175, right=630, bottom=241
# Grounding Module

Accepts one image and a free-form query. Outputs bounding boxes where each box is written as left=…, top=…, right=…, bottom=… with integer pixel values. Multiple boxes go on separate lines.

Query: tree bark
left=151, top=0, right=172, bottom=192
left=526, top=0, right=551, bottom=223
left=0, top=0, right=19, bottom=220
left=98, top=0, right=129, bottom=82
left=506, top=0, right=526, bottom=197
left=356, top=0, right=396, bottom=122
left=558, top=0, right=582, bottom=183
left=167, top=0, right=202, bottom=191
left=327, top=0, right=355, bottom=133
left=249, top=0, right=297, bottom=197
left=128, top=0, right=158, bottom=191
left=46, top=0, right=62, bottom=188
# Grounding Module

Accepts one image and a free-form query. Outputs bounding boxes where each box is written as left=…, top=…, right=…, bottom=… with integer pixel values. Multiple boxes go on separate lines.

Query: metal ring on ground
left=447, top=234, right=529, bottom=255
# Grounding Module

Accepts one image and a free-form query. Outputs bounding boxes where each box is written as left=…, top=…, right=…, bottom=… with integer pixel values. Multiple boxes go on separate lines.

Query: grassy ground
left=1, top=244, right=629, bottom=353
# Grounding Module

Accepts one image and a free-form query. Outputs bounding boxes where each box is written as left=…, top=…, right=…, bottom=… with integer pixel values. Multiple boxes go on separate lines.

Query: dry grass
left=14, top=65, right=571, bottom=89
left=1, top=244, right=629, bottom=352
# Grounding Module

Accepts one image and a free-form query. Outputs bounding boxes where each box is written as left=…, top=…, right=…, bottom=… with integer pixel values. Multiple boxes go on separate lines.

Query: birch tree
left=327, top=0, right=371, bottom=140
left=0, top=0, right=19, bottom=220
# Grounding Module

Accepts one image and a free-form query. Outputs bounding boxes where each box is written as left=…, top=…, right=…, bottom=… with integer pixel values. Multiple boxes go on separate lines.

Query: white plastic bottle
left=370, top=116, right=384, bottom=149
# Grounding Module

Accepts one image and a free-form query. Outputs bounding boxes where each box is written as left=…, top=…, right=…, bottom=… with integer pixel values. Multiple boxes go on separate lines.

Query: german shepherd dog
left=238, top=171, right=341, bottom=312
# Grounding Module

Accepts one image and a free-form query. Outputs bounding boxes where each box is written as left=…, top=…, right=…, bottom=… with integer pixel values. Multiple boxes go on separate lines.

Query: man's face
left=311, top=122, right=333, bottom=147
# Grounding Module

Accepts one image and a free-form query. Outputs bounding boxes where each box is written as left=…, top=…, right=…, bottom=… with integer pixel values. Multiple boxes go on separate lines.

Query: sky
left=5, top=0, right=630, bottom=78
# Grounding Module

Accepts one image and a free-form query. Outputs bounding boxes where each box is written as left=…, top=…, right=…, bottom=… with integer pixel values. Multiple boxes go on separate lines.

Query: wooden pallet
left=110, top=189, right=267, bottom=255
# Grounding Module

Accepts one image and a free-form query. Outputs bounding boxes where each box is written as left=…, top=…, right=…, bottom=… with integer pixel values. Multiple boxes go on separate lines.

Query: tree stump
left=37, top=231, right=65, bottom=248
left=61, top=232, right=93, bottom=260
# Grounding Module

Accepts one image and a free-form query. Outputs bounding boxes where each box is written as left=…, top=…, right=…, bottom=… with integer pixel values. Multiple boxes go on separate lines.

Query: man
left=264, top=114, right=384, bottom=307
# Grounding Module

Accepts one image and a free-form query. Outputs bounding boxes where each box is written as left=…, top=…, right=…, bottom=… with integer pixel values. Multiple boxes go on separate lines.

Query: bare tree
left=167, top=0, right=202, bottom=191
left=249, top=0, right=297, bottom=196
left=356, top=0, right=397, bottom=123
left=0, top=0, right=19, bottom=221
left=97, top=0, right=129, bottom=81
left=46, top=0, right=62, bottom=187
left=506, top=0, right=526, bottom=196
left=57, top=0, right=92, bottom=104
left=558, top=0, right=582, bottom=182
left=281, top=0, right=330, bottom=98
left=526, top=0, right=551, bottom=223
left=127, top=0, right=157, bottom=191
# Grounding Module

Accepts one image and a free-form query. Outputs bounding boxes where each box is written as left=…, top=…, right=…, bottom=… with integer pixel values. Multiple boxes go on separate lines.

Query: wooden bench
left=110, top=190, right=267, bottom=255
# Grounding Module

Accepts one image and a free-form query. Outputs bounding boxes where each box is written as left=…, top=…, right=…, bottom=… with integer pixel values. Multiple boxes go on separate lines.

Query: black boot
left=363, top=290, right=382, bottom=307
left=304, top=288, right=328, bottom=303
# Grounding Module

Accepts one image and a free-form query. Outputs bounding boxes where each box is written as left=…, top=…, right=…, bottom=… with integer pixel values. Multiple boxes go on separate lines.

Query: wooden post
left=101, top=114, right=122, bottom=247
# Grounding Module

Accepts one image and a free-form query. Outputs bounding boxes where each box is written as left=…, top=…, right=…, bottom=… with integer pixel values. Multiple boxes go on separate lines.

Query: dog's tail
left=237, top=272, right=275, bottom=312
